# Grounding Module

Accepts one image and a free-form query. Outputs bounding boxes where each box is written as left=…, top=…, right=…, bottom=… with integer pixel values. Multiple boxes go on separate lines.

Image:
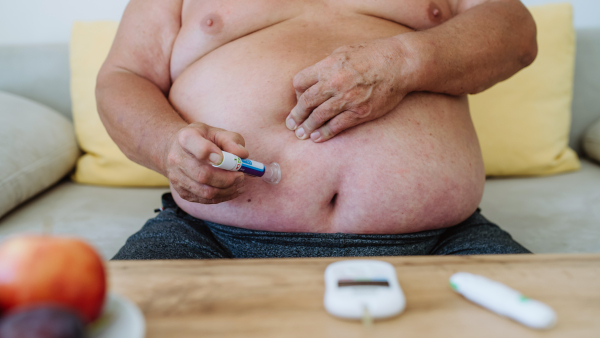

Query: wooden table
left=108, top=254, right=600, bottom=337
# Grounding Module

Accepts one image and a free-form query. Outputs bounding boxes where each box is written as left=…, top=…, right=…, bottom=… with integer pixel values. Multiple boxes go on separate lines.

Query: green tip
left=449, top=281, right=458, bottom=291
left=519, top=295, right=530, bottom=302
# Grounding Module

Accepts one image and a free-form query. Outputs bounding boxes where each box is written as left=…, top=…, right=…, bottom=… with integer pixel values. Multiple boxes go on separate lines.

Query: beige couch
left=1, top=29, right=599, bottom=259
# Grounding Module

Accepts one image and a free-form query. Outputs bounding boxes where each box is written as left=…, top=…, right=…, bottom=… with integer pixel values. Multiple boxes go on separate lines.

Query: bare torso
left=168, top=0, right=485, bottom=234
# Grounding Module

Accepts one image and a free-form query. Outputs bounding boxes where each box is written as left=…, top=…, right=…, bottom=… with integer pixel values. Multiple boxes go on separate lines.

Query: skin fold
left=96, top=0, right=537, bottom=234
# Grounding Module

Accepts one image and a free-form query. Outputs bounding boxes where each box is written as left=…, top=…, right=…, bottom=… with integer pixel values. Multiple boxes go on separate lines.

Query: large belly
left=169, top=13, right=485, bottom=234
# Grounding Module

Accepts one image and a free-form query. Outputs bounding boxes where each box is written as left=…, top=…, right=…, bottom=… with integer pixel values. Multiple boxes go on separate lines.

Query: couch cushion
left=70, top=22, right=169, bottom=187
left=480, top=159, right=600, bottom=254
left=469, top=3, right=580, bottom=176
left=0, top=91, right=80, bottom=218
left=571, top=28, right=600, bottom=153
left=0, top=44, right=72, bottom=120
left=0, top=180, right=168, bottom=259
left=583, top=118, right=600, bottom=163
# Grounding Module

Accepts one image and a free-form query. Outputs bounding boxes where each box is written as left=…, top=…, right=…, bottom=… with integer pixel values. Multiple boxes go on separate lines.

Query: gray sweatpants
left=112, top=193, right=530, bottom=260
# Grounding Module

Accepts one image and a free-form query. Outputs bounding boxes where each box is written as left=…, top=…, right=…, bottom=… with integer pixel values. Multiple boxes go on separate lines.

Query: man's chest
left=181, top=0, right=452, bottom=31
left=170, top=0, right=452, bottom=79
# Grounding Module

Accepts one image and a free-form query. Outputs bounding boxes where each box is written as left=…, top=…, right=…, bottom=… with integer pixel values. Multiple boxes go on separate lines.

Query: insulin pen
left=212, top=151, right=281, bottom=184
left=450, top=272, right=557, bottom=329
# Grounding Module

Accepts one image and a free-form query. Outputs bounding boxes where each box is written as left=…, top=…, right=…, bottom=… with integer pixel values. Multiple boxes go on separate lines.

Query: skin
left=96, top=0, right=537, bottom=233
left=287, top=0, right=538, bottom=142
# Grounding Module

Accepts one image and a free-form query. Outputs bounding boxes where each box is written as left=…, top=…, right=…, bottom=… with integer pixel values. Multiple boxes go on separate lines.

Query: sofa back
left=1, top=28, right=600, bottom=153
left=0, top=44, right=71, bottom=120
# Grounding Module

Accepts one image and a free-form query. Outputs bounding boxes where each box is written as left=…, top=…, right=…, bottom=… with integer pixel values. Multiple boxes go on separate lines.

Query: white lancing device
left=449, top=272, right=557, bottom=329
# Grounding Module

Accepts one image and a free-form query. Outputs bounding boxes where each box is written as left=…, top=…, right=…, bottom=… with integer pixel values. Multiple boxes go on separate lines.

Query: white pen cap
left=450, top=272, right=557, bottom=329
left=212, top=151, right=242, bottom=171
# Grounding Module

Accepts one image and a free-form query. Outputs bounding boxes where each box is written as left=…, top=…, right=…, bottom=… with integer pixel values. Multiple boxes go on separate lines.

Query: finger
left=177, top=186, right=242, bottom=204
left=199, top=194, right=241, bottom=204
left=178, top=171, right=244, bottom=201
left=296, top=98, right=343, bottom=139
left=203, top=167, right=245, bottom=189
left=309, top=110, right=362, bottom=143
left=182, top=158, right=244, bottom=189
left=287, top=83, right=335, bottom=133
left=292, top=65, right=319, bottom=95
left=208, top=129, right=249, bottom=159
left=178, top=127, right=224, bottom=165
left=174, top=187, right=199, bottom=203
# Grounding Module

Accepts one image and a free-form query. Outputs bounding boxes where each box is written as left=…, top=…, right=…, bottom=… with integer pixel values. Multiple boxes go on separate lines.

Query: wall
left=523, top=0, right=600, bottom=28
left=0, top=0, right=598, bottom=45
left=0, top=0, right=128, bottom=45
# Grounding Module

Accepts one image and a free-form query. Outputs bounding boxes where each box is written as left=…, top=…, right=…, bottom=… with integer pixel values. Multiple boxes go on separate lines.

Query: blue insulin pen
left=212, top=151, right=281, bottom=185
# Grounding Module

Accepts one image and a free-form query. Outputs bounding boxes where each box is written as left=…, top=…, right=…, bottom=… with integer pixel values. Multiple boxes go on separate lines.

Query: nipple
left=200, top=13, right=223, bottom=34
left=428, top=2, right=443, bottom=22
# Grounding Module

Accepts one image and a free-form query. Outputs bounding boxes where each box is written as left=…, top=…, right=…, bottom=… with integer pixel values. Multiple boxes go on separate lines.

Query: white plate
left=88, top=292, right=145, bottom=338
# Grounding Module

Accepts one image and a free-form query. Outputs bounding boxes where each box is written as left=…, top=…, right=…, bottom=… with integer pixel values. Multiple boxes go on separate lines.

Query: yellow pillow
left=70, top=3, right=579, bottom=185
left=469, top=3, right=580, bottom=176
left=70, top=21, right=168, bottom=186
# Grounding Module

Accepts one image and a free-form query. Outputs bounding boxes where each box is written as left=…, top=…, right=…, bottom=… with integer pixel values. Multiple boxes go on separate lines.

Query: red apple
left=0, top=235, right=106, bottom=323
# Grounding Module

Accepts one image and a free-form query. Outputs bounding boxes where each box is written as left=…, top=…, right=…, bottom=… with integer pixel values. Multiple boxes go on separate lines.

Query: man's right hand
left=165, top=122, right=249, bottom=204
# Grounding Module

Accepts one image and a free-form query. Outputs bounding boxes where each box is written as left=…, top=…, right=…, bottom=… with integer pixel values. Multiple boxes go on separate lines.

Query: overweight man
left=98, top=0, right=537, bottom=259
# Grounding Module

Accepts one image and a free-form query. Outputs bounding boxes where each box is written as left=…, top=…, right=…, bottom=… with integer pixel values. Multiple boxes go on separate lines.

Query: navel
left=330, top=193, right=338, bottom=208
left=201, top=12, right=223, bottom=35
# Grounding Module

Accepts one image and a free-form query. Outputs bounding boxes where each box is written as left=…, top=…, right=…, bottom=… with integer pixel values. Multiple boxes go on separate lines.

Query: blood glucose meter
left=324, top=260, right=406, bottom=321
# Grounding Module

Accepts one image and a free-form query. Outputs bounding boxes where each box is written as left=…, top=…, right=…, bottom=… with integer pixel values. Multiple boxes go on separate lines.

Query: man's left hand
left=286, top=37, right=410, bottom=142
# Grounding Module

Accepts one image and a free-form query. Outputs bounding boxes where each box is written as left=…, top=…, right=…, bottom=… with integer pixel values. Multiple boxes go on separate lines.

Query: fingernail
left=237, top=187, right=245, bottom=194
left=310, top=130, right=321, bottom=141
left=238, top=144, right=246, bottom=151
left=286, top=118, right=297, bottom=130
left=234, top=176, right=244, bottom=184
left=295, top=127, right=306, bottom=139
left=209, top=153, right=221, bottom=165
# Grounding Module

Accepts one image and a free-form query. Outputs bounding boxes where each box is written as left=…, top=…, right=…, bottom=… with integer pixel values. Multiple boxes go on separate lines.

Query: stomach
left=168, top=12, right=485, bottom=234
